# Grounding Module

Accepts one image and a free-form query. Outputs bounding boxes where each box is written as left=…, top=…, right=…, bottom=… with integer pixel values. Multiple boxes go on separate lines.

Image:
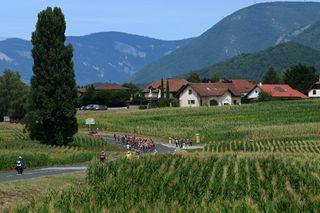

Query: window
left=188, top=89, right=192, bottom=95
left=233, top=100, right=237, bottom=105
left=188, top=100, right=195, bottom=105
left=313, top=90, right=317, bottom=95
left=274, top=87, right=286, bottom=92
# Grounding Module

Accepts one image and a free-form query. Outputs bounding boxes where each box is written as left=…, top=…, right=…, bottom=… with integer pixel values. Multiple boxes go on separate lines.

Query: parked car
left=86, top=104, right=99, bottom=110
left=98, top=105, right=108, bottom=110
left=79, top=105, right=87, bottom=110
left=81, top=104, right=108, bottom=110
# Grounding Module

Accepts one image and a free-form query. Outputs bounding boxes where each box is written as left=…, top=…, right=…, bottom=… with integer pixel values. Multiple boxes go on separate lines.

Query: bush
left=258, top=91, right=273, bottom=102
left=149, top=98, right=179, bottom=108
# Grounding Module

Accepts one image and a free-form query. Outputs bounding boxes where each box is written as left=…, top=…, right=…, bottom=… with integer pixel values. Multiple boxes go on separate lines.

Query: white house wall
left=144, top=91, right=158, bottom=99
left=308, top=89, right=320, bottom=98
left=247, top=87, right=261, bottom=100
left=179, top=86, right=200, bottom=107
left=179, top=87, right=241, bottom=107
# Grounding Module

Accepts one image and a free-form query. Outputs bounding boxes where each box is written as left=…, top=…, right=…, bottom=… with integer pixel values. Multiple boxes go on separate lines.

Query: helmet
left=18, top=156, right=22, bottom=159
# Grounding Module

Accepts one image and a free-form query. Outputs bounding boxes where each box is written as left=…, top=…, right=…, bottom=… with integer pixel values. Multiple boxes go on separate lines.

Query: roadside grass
left=0, top=172, right=85, bottom=212
left=77, top=99, right=320, bottom=144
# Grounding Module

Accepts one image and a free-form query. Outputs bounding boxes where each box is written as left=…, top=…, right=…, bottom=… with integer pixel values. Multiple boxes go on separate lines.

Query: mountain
left=132, top=2, right=320, bottom=84
left=195, top=42, right=320, bottom=82
left=0, top=32, right=192, bottom=85
left=290, top=21, right=320, bottom=50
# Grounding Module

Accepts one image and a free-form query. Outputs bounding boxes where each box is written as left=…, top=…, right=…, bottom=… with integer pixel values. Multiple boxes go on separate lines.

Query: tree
left=0, top=69, right=29, bottom=120
left=201, top=78, right=211, bottom=83
left=166, top=79, right=170, bottom=99
left=122, top=83, right=141, bottom=102
left=160, top=78, right=164, bottom=99
left=282, top=64, right=319, bottom=93
left=211, top=72, right=222, bottom=83
left=79, top=85, right=96, bottom=106
left=187, top=72, right=201, bottom=83
left=262, top=67, right=279, bottom=84
left=25, top=7, right=78, bottom=146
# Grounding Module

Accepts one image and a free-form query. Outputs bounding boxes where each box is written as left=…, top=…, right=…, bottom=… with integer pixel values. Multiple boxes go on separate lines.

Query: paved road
left=104, top=135, right=176, bottom=154
left=0, top=163, right=88, bottom=183
left=0, top=136, right=176, bottom=183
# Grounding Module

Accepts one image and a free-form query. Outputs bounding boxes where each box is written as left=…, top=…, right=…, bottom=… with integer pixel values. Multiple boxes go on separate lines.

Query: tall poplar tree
left=26, top=7, right=78, bottom=145
left=166, top=79, right=170, bottom=99
left=160, top=78, right=164, bottom=99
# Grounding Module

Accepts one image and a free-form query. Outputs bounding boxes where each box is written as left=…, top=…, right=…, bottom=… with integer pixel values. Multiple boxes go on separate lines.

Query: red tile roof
left=143, top=79, right=188, bottom=93
left=77, top=84, right=129, bottom=93
left=95, top=84, right=129, bottom=91
left=257, top=84, right=308, bottom=99
left=309, top=80, right=320, bottom=90
left=188, top=82, right=242, bottom=97
left=220, top=79, right=255, bottom=95
left=78, top=88, right=87, bottom=94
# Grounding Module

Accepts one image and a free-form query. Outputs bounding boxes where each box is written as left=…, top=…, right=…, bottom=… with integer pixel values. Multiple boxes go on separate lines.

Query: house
left=218, top=79, right=255, bottom=97
left=143, top=79, right=188, bottom=100
left=178, top=82, right=242, bottom=107
left=308, top=80, right=320, bottom=98
left=78, top=83, right=129, bottom=95
left=246, top=83, right=309, bottom=101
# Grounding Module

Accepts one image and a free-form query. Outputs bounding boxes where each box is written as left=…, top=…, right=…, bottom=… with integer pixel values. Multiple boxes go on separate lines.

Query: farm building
left=246, top=83, right=309, bottom=101
left=308, top=80, right=320, bottom=98
left=177, top=82, right=242, bottom=107
left=143, top=79, right=188, bottom=100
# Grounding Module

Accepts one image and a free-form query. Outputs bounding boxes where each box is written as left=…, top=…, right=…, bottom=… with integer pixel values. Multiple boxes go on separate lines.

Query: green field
left=5, top=99, right=320, bottom=212
left=78, top=99, right=320, bottom=143
left=0, top=123, right=122, bottom=171
left=18, top=155, right=320, bottom=212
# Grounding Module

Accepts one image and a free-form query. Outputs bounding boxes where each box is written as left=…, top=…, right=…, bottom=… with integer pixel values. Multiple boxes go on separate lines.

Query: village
left=77, top=77, right=319, bottom=109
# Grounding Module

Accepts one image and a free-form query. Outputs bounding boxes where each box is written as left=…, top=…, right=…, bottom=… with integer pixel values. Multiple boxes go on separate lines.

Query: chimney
left=259, top=82, right=262, bottom=86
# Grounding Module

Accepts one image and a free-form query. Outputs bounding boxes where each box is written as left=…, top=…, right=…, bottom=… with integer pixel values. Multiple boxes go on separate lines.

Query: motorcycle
left=16, top=161, right=24, bottom=174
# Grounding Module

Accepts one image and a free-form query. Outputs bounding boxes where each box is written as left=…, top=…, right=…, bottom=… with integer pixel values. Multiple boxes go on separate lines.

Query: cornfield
left=18, top=155, right=320, bottom=212
left=77, top=99, right=320, bottom=143
left=204, top=140, right=320, bottom=154
left=0, top=123, right=122, bottom=170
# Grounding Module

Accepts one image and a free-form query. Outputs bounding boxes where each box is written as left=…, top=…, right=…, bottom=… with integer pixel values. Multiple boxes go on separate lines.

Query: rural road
left=0, top=136, right=176, bottom=182
left=0, top=163, right=88, bottom=183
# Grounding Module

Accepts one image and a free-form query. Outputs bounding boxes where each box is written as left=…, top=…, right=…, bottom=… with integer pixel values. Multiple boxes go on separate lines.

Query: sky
left=0, top=0, right=318, bottom=40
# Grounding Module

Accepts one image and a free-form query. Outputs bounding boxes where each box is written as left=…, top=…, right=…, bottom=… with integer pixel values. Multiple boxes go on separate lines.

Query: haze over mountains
left=132, top=2, right=320, bottom=84
left=1, top=2, right=320, bottom=85
left=0, top=32, right=191, bottom=85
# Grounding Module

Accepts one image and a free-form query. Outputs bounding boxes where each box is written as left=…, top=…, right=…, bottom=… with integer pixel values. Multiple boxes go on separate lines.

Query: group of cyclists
left=113, top=134, right=156, bottom=154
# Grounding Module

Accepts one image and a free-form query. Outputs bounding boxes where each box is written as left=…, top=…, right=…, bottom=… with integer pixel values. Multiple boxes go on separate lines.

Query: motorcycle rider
left=16, top=156, right=26, bottom=174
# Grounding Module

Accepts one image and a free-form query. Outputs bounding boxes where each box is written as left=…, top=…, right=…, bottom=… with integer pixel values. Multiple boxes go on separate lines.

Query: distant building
left=308, top=80, right=320, bottom=98
left=143, top=79, right=188, bottom=100
left=78, top=83, right=129, bottom=96
left=218, top=79, right=255, bottom=97
left=246, top=83, right=309, bottom=101
left=177, top=82, right=242, bottom=107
